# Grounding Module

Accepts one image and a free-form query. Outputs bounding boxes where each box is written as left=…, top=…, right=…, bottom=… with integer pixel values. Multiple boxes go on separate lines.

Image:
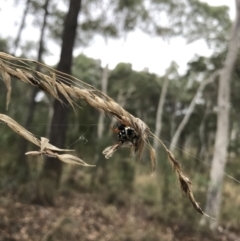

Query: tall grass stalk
left=0, top=52, right=213, bottom=218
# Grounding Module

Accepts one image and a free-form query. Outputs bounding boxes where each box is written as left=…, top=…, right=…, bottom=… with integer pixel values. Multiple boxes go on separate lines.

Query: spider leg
left=111, top=126, right=120, bottom=133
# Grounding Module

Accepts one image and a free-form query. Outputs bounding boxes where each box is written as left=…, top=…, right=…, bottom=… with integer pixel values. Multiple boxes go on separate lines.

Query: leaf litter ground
left=0, top=192, right=239, bottom=241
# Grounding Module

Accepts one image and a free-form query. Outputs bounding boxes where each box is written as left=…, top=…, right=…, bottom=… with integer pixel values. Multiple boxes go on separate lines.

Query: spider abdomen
left=118, top=126, right=137, bottom=143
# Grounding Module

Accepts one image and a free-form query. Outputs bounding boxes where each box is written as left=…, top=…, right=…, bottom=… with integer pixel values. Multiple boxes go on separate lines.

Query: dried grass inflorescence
left=0, top=114, right=94, bottom=167
left=0, top=52, right=213, bottom=218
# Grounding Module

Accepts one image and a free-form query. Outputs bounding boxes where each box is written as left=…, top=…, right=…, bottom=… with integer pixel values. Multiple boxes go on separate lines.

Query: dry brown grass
left=0, top=51, right=212, bottom=218
left=0, top=114, right=94, bottom=167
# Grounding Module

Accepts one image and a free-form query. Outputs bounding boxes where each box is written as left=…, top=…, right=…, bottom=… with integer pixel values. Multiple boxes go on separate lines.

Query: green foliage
left=184, top=0, right=230, bottom=47
left=72, top=54, right=102, bottom=87
left=0, top=38, right=9, bottom=52
left=147, top=0, right=231, bottom=48
left=47, top=7, right=66, bottom=44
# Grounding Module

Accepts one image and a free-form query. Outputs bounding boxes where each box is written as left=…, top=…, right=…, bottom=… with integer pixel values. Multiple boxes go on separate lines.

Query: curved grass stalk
left=0, top=51, right=213, bottom=218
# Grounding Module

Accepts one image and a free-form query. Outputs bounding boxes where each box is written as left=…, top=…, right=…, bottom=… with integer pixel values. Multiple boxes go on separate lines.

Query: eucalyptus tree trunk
left=154, top=70, right=170, bottom=203
left=200, top=0, right=240, bottom=229
left=91, top=64, right=109, bottom=186
left=153, top=64, right=177, bottom=205
left=16, top=0, right=50, bottom=182
left=13, top=0, right=31, bottom=55
left=97, top=64, right=109, bottom=139
left=198, top=101, right=211, bottom=160
left=37, top=0, right=81, bottom=205
left=153, top=69, right=170, bottom=152
left=169, top=71, right=219, bottom=152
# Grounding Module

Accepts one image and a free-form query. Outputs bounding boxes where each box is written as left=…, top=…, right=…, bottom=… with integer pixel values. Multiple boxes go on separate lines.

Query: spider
left=112, top=121, right=138, bottom=144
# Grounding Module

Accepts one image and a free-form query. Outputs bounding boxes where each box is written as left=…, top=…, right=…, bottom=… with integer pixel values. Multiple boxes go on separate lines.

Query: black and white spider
left=113, top=122, right=138, bottom=144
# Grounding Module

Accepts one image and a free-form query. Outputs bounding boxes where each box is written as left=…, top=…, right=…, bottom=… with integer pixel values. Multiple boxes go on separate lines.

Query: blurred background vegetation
left=0, top=0, right=240, bottom=240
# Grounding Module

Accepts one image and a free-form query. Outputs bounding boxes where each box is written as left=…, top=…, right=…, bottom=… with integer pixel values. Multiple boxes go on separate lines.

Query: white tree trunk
left=97, top=64, right=108, bottom=139
left=169, top=71, right=219, bottom=152
left=200, top=0, right=240, bottom=229
left=199, top=101, right=211, bottom=160
left=153, top=71, right=170, bottom=151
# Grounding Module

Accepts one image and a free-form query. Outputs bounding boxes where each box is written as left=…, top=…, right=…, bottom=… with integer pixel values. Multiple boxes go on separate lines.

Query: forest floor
left=0, top=191, right=239, bottom=241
